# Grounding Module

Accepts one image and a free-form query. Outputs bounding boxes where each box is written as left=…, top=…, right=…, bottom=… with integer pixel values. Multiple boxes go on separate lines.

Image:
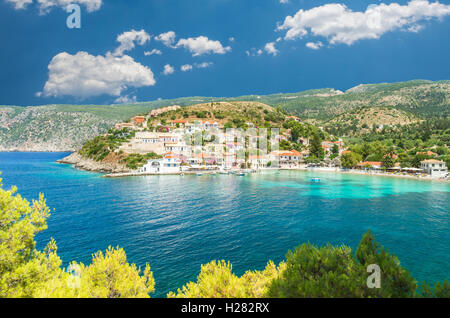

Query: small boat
left=196, top=173, right=203, bottom=176
left=237, top=172, right=246, bottom=176
left=311, top=178, right=321, bottom=182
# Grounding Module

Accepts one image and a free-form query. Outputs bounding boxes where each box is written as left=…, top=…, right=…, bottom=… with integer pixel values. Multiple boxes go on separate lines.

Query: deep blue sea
left=0, top=152, right=449, bottom=297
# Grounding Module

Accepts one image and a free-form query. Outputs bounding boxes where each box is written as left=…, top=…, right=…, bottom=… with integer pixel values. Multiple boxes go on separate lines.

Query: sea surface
left=0, top=152, right=449, bottom=297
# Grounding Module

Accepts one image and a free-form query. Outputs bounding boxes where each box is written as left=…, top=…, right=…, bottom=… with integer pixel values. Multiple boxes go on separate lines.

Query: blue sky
left=1, top=0, right=449, bottom=106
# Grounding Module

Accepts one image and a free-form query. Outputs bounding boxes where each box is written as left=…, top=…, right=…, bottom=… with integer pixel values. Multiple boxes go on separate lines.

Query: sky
left=1, top=0, right=449, bottom=106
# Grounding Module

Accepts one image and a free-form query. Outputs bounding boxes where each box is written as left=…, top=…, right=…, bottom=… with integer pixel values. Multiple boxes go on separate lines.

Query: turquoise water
left=0, top=152, right=449, bottom=297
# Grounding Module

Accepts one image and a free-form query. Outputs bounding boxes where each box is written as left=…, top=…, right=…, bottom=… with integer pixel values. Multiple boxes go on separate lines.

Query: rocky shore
left=57, top=152, right=131, bottom=174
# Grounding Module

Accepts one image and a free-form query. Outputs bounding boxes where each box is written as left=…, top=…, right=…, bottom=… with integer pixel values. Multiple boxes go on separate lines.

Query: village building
left=171, top=119, right=189, bottom=127
left=416, top=151, right=438, bottom=157
left=357, top=161, right=383, bottom=170
left=248, top=155, right=270, bottom=170
left=115, top=122, right=135, bottom=130
left=420, top=159, right=448, bottom=178
left=131, top=116, right=146, bottom=125
left=139, top=153, right=182, bottom=174
left=273, top=150, right=302, bottom=167
left=286, top=115, right=301, bottom=122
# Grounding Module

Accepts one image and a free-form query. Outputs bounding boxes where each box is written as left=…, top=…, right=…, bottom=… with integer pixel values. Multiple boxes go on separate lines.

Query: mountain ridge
left=1, top=79, right=448, bottom=152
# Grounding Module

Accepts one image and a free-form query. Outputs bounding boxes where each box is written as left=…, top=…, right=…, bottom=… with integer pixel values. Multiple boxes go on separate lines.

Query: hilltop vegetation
left=339, top=118, right=450, bottom=168
left=147, top=101, right=287, bottom=129
left=0, top=80, right=448, bottom=151
left=325, top=106, right=420, bottom=136
left=280, top=80, right=449, bottom=121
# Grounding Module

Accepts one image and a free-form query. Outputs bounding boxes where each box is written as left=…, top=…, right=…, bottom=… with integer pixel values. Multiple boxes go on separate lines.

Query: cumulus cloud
left=6, top=0, right=102, bottom=13
left=277, top=1, right=450, bottom=46
left=264, top=42, right=279, bottom=56
left=113, top=29, right=150, bottom=56
left=280, top=0, right=289, bottom=3
left=5, top=0, right=32, bottom=9
left=306, top=41, right=323, bottom=50
left=41, top=51, right=155, bottom=99
left=175, top=36, right=231, bottom=56
left=195, top=62, right=213, bottom=69
left=155, top=31, right=177, bottom=47
left=162, top=64, right=175, bottom=75
left=114, top=95, right=137, bottom=104
left=246, top=48, right=263, bottom=57
left=180, top=64, right=193, bottom=72
left=144, top=49, right=162, bottom=56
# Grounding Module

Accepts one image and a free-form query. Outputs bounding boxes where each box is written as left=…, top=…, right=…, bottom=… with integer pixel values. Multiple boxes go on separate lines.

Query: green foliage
left=417, top=280, right=450, bottom=298
left=341, top=152, right=362, bottom=168
left=309, top=132, right=324, bottom=159
left=80, top=129, right=134, bottom=162
left=269, top=243, right=365, bottom=297
left=167, top=260, right=286, bottom=298
left=268, top=231, right=416, bottom=298
left=0, top=179, right=61, bottom=297
left=35, top=247, right=154, bottom=298
left=0, top=178, right=154, bottom=298
left=121, top=152, right=162, bottom=170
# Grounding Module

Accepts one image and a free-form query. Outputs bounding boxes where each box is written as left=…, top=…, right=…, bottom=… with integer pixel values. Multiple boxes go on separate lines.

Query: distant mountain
left=0, top=80, right=448, bottom=151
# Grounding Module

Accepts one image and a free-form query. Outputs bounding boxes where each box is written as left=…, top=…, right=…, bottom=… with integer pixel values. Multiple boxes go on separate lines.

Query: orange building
left=131, top=116, right=146, bottom=124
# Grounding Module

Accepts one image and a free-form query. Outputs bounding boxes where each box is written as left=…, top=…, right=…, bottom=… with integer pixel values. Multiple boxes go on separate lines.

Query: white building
left=248, top=155, right=270, bottom=169
left=139, top=153, right=181, bottom=174
left=421, top=159, right=448, bottom=178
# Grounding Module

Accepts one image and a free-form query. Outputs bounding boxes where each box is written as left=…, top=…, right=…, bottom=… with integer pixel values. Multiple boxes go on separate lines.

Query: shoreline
left=280, top=167, right=450, bottom=184
left=103, top=167, right=450, bottom=183
left=55, top=152, right=449, bottom=183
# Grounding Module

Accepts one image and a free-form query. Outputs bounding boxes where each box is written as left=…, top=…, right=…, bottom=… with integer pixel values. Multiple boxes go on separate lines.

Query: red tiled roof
left=358, top=161, right=382, bottom=167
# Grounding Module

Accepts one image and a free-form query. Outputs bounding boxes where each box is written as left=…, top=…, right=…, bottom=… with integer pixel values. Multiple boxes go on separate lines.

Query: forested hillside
left=0, top=80, right=448, bottom=151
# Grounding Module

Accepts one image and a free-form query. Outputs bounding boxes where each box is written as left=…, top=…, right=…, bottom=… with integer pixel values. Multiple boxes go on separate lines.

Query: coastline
left=281, top=167, right=450, bottom=184
left=56, top=152, right=131, bottom=174
left=55, top=153, right=449, bottom=183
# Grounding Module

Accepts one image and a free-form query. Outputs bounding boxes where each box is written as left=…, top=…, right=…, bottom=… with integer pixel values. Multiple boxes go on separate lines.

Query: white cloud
left=280, top=0, right=289, bottom=4
left=195, top=62, right=213, bottom=69
left=175, top=36, right=231, bottom=56
left=114, top=29, right=150, bottom=56
left=144, top=49, right=162, bottom=56
left=246, top=48, right=263, bottom=57
left=306, top=41, right=323, bottom=50
left=114, top=95, right=137, bottom=104
left=6, top=0, right=102, bottom=13
left=41, top=51, right=155, bottom=99
left=264, top=42, right=279, bottom=56
left=277, top=1, right=450, bottom=46
left=162, top=64, right=175, bottom=75
left=229, top=37, right=235, bottom=42
left=180, top=64, right=193, bottom=72
left=5, top=0, right=32, bottom=9
left=155, top=31, right=176, bottom=47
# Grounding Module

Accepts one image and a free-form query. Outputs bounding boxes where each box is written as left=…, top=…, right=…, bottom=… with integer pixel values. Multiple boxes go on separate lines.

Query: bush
left=0, top=177, right=154, bottom=298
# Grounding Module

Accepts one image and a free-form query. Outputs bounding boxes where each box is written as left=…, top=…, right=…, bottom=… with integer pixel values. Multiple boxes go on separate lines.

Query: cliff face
left=0, top=107, right=117, bottom=152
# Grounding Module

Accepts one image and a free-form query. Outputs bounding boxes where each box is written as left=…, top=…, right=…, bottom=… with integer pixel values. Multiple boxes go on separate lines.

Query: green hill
left=0, top=79, right=448, bottom=151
